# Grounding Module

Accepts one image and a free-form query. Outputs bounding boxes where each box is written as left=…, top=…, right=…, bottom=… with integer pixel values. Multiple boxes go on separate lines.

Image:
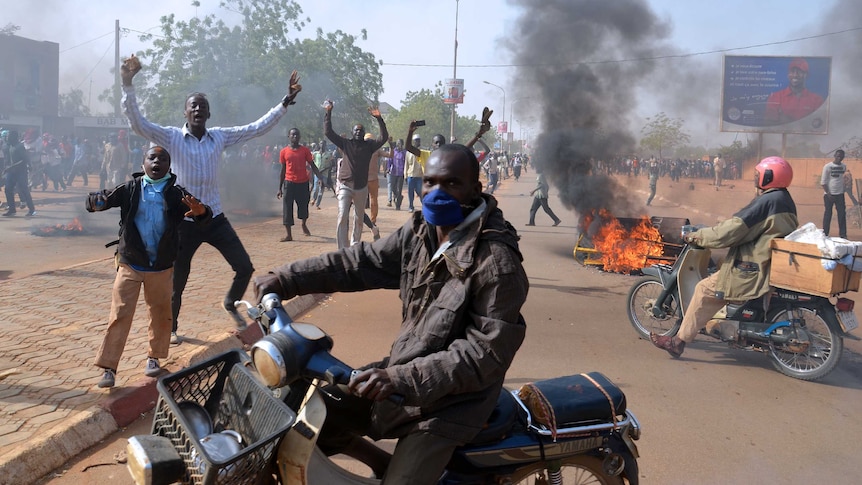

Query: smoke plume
left=505, top=0, right=678, bottom=216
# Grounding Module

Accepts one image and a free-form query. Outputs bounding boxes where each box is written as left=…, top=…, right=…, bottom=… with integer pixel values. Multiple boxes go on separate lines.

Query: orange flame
left=39, top=217, right=84, bottom=234
left=581, top=210, right=664, bottom=274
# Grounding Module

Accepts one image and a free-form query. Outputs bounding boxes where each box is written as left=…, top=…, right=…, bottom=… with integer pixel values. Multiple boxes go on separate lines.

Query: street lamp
left=483, top=80, right=505, bottom=152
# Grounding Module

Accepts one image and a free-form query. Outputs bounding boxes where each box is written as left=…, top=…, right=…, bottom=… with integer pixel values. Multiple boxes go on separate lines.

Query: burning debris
left=574, top=211, right=689, bottom=274
left=32, top=217, right=86, bottom=237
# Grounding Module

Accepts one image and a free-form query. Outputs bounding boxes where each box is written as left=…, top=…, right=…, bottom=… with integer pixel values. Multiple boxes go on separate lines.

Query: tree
left=640, top=112, right=690, bottom=159
left=382, top=85, right=486, bottom=147
left=58, top=89, right=91, bottom=117
left=130, top=0, right=383, bottom=148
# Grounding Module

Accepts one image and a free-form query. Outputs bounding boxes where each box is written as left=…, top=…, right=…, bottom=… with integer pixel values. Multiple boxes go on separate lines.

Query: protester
left=121, top=54, right=302, bottom=341
left=323, top=101, right=389, bottom=249
left=89, top=146, right=211, bottom=388
left=277, top=128, right=322, bottom=241
left=526, top=170, right=562, bottom=227
left=1, top=130, right=36, bottom=217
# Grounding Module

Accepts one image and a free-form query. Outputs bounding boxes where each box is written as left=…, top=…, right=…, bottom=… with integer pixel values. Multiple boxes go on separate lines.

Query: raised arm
left=405, top=120, right=421, bottom=156
left=465, top=107, right=494, bottom=149
left=121, top=55, right=175, bottom=147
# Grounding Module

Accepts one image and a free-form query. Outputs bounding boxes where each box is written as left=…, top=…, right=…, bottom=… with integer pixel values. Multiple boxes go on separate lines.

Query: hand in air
left=286, top=70, right=302, bottom=104
left=368, top=107, right=381, bottom=118
left=120, top=54, right=142, bottom=85
left=181, top=195, right=205, bottom=217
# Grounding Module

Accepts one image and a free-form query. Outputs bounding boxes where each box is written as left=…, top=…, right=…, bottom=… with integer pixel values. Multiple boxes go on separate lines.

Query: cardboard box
left=770, top=239, right=861, bottom=297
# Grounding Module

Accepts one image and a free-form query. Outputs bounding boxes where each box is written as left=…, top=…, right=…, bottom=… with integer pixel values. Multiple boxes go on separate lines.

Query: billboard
left=443, top=79, right=464, bottom=104
left=497, top=121, right=508, bottom=133
left=720, top=55, right=831, bottom=135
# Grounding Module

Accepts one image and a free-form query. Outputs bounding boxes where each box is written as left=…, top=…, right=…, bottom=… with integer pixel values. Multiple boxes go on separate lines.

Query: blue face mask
left=422, top=188, right=465, bottom=226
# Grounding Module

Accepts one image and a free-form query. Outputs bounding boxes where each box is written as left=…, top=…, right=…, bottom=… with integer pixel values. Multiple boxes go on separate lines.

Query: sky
left=2, top=0, right=855, bottom=150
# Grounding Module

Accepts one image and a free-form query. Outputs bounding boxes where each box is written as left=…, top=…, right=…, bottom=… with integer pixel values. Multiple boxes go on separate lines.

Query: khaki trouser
left=94, top=264, right=173, bottom=371
left=367, top=177, right=380, bottom=224
left=678, top=272, right=727, bottom=342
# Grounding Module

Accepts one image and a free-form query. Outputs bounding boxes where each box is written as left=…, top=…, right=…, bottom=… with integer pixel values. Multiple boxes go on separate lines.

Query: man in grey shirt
left=821, top=149, right=848, bottom=238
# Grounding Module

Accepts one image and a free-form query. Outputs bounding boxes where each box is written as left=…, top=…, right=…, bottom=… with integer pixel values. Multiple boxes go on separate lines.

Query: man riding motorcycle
left=650, top=156, right=799, bottom=357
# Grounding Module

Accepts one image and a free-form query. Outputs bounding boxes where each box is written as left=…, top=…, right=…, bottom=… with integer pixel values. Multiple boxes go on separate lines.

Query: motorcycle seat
left=517, top=373, right=626, bottom=439
left=467, top=388, right=519, bottom=445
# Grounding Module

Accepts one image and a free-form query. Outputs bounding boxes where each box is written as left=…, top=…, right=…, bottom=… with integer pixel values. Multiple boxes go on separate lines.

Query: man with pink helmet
left=651, top=156, right=798, bottom=358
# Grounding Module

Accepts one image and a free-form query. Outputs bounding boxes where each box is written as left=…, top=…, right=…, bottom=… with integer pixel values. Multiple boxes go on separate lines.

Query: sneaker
left=2, top=210, right=15, bottom=217
left=25, top=210, right=36, bottom=217
left=371, top=224, right=381, bottom=241
left=170, top=332, right=181, bottom=345
left=223, top=302, right=247, bottom=329
left=144, top=357, right=161, bottom=377
left=97, top=368, right=116, bottom=388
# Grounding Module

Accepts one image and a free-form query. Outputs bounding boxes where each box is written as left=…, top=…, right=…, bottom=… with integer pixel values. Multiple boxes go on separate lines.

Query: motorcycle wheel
left=510, top=455, right=624, bottom=485
left=766, top=305, right=843, bottom=381
left=627, top=276, right=680, bottom=339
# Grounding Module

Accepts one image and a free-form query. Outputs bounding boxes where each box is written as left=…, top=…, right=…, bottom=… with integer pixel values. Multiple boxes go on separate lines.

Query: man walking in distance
left=526, top=170, right=561, bottom=227
left=386, top=138, right=406, bottom=210
left=822, top=149, right=848, bottom=239
left=323, top=101, right=389, bottom=249
left=121, top=54, right=302, bottom=341
left=277, top=128, right=322, bottom=241
left=2, top=130, right=36, bottom=217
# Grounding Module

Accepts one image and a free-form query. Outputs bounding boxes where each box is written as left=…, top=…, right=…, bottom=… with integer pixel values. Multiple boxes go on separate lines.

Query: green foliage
left=382, top=84, right=485, bottom=148
left=115, top=0, right=486, bottom=150
left=128, top=0, right=383, bottom=146
left=640, top=112, right=690, bottom=160
left=58, top=89, right=92, bottom=117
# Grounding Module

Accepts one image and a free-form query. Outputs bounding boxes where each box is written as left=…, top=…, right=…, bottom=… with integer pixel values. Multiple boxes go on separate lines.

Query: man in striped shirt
left=121, top=55, right=302, bottom=341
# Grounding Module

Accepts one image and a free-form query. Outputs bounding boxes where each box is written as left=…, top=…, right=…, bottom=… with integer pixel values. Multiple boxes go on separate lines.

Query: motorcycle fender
left=641, top=266, right=663, bottom=280
left=277, top=386, right=327, bottom=485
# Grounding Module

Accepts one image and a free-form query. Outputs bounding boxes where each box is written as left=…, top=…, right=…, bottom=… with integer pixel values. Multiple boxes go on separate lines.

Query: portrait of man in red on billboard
left=764, top=58, right=825, bottom=124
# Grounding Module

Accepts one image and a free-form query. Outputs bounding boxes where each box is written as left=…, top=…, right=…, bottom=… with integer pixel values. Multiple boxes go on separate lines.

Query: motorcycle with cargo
left=627, top=225, right=859, bottom=381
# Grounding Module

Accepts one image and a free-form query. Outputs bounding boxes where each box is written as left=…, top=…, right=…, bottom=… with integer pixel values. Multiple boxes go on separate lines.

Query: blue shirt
left=133, top=177, right=169, bottom=268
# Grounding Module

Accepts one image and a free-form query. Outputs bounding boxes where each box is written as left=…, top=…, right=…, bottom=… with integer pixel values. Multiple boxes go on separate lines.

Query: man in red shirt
left=278, top=128, right=322, bottom=241
left=764, top=58, right=824, bottom=124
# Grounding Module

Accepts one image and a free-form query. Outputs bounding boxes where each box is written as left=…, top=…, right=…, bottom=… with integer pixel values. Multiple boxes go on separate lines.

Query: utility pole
left=449, top=0, right=459, bottom=143
left=114, top=20, right=121, bottom=117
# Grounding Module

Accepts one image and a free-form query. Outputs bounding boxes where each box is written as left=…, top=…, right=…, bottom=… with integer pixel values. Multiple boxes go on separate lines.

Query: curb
left=0, top=293, right=327, bottom=485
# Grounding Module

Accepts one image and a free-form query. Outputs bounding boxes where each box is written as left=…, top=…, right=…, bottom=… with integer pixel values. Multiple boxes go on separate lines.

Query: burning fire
left=581, top=210, right=664, bottom=274
left=35, top=217, right=85, bottom=236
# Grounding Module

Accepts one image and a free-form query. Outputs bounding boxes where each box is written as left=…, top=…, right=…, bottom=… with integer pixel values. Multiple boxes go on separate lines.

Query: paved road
left=13, top=170, right=862, bottom=484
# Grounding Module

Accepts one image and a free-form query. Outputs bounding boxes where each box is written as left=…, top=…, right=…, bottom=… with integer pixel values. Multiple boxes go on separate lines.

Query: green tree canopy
left=640, top=112, right=690, bottom=160
left=128, top=0, right=383, bottom=146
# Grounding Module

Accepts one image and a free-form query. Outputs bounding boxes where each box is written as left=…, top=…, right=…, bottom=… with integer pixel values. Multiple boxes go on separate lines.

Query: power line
left=74, top=38, right=115, bottom=91
left=381, top=26, right=862, bottom=68
left=59, top=31, right=113, bottom=53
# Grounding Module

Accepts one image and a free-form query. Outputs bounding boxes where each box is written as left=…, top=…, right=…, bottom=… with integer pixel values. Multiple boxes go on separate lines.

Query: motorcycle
left=126, top=294, right=641, bottom=485
left=627, top=226, right=858, bottom=381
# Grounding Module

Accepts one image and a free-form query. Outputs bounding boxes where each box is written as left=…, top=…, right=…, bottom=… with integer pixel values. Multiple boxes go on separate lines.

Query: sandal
left=649, top=332, right=685, bottom=358
left=279, top=236, right=292, bottom=242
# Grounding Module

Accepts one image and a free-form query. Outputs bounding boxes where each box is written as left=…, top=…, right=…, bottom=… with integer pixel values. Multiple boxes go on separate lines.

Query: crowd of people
left=595, top=155, right=744, bottom=183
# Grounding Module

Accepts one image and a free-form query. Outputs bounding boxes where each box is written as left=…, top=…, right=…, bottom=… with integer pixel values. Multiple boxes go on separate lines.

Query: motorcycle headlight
left=251, top=330, right=303, bottom=388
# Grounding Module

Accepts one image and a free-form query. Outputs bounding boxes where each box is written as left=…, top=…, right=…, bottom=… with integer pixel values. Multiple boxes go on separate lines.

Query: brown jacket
left=270, top=194, right=528, bottom=442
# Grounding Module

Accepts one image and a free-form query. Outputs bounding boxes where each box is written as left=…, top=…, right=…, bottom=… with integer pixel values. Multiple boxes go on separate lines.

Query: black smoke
left=505, top=0, right=677, bottom=216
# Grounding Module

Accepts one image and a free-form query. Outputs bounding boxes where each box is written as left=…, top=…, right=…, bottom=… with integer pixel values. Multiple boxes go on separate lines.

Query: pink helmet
left=755, top=156, right=793, bottom=189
